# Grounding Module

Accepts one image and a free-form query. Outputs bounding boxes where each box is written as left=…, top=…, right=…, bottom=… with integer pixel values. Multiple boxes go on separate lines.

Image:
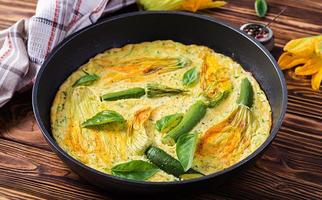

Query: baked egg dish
left=51, top=40, right=272, bottom=182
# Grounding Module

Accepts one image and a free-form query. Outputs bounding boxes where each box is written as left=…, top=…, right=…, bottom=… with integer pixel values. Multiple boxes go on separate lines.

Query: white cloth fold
left=0, top=0, right=135, bottom=107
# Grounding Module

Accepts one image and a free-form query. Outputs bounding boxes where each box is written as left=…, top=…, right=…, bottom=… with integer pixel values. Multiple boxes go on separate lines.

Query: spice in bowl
left=241, top=7, right=287, bottom=51
left=240, top=23, right=274, bottom=51
left=243, top=24, right=270, bottom=40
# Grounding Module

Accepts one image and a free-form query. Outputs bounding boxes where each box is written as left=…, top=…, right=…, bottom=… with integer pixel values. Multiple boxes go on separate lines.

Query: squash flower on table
left=278, top=35, right=322, bottom=91
left=137, top=0, right=227, bottom=12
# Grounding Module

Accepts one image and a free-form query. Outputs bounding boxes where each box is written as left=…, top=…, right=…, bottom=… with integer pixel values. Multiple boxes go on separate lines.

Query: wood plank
left=0, top=139, right=113, bottom=200
left=202, top=1, right=322, bottom=47
left=0, top=91, right=50, bottom=151
left=0, top=187, right=44, bottom=200
left=0, top=0, right=36, bottom=29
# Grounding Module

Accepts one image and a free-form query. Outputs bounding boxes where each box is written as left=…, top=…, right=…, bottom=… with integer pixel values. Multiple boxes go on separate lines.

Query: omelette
left=51, top=40, right=272, bottom=182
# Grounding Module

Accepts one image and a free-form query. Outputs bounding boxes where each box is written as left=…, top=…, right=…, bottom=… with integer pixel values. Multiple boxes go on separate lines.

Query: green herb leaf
left=111, top=160, right=159, bottom=181
left=182, top=68, right=199, bottom=87
left=237, top=78, right=254, bottom=108
left=176, top=132, right=198, bottom=171
left=156, top=113, right=183, bottom=133
left=255, top=0, right=268, bottom=17
left=82, top=110, right=125, bottom=128
left=146, top=84, right=187, bottom=98
left=73, top=73, right=99, bottom=87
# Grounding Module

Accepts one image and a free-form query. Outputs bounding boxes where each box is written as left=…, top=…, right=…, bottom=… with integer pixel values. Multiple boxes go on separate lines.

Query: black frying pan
left=32, top=11, right=287, bottom=195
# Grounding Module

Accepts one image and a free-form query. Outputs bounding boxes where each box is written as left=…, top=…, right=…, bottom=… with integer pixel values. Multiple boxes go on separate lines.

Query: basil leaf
left=111, top=160, right=159, bottom=181
left=255, top=0, right=267, bottom=17
left=237, top=78, right=253, bottom=108
left=176, top=132, right=198, bottom=171
left=156, top=113, right=183, bottom=133
left=73, top=73, right=99, bottom=87
left=182, top=68, right=199, bottom=87
left=82, top=110, right=125, bottom=128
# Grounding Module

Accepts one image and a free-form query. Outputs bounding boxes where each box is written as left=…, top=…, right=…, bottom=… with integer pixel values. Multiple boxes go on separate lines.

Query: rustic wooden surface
left=0, top=0, right=321, bottom=199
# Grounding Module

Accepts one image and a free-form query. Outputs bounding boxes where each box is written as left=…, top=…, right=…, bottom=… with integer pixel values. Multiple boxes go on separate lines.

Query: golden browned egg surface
left=51, top=40, right=272, bottom=182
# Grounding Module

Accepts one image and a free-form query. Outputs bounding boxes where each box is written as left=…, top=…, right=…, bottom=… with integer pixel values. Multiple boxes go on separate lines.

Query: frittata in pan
left=51, top=40, right=271, bottom=182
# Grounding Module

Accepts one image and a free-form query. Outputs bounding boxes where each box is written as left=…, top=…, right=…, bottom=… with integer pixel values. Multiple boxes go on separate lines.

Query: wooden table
left=0, top=0, right=321, bottom=199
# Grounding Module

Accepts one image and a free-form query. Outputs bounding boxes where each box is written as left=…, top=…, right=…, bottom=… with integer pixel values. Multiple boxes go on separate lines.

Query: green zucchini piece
left=162, top=100, right=207, bottom=145
left=145, top=146, right=184, bottom=177
left=101, top=87, right=145, bottom=101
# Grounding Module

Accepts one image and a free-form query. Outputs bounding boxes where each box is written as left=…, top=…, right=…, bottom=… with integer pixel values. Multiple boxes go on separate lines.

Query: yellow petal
left=138, top=0, right=183, bottom=10
left=278, top=52, right=292, bottom=68
left=182, top=0, right=226, bottom=12
left=278, top=52, right=306, bottom=70
left=197, top=106, right=250, bottom=161
left=284, top=35, right=321, bottom=58
left=311, top=67, right=322, bottom=91
left=127, top=107, right=153, bottom=155
left=201, top=52, right=232, bottom=97
left=294, top=57, right=322, bottom=75
left=315, top=39, right=322, bottom=58
left=285, top=58, right=307, bottom=69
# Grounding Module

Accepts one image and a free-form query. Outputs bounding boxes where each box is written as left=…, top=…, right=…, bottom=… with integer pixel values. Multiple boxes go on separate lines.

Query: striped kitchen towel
left=0, top=0, right=135, bottom=107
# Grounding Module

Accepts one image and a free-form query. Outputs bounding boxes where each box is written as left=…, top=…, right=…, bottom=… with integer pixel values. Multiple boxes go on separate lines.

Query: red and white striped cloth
left=0, top=0, right=135, bottom=107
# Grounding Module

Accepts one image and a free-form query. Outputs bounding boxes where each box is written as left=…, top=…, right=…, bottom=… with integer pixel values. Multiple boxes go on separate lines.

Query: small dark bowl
left=240, top=23, right=275, bottom=51
left=32, top=11, right=287, bottom=195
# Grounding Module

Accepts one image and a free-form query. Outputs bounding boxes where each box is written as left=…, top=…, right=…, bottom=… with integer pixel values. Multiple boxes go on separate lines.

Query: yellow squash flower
left=278, top=35, right=322, bottom=91
left=200, top=51, right=233, bottom=98
left=196, top=106, right=253, bottom=165
left=137, top=0, right=226, bottom=12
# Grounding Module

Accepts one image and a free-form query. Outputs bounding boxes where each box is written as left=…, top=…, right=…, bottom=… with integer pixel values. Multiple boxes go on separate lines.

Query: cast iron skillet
left=32, top=11, right=287, bottom=194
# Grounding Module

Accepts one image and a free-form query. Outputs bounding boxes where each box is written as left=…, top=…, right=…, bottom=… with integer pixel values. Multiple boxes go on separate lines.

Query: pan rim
left=32, top=11, right=288, bottom=186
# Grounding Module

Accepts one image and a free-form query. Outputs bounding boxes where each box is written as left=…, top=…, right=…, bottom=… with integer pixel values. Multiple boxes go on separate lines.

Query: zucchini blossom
left=138, top=0, right=226, bottom=12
